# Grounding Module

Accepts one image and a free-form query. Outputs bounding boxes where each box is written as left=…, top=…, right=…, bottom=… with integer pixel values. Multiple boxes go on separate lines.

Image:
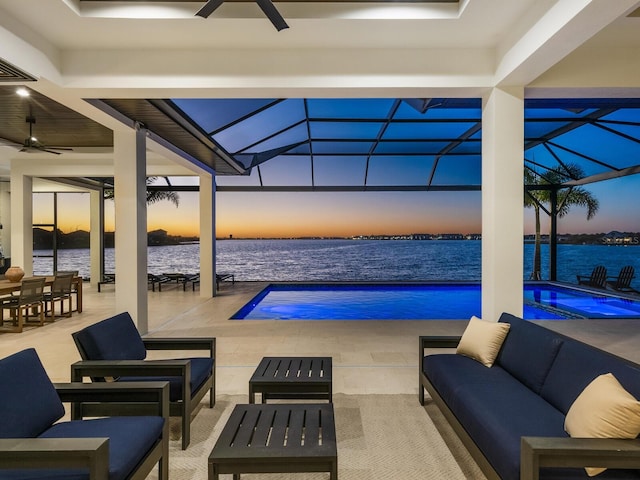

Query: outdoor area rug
left=147, top=393, right=485, bottom=480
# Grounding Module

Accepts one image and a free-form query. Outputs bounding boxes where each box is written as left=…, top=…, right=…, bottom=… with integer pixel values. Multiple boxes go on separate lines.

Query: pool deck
left=1, top=281, right=639, bottom=396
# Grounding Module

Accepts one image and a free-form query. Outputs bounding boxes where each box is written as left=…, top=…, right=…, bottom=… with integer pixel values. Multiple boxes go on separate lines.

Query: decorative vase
left=5, top=266, right=25, bottom=282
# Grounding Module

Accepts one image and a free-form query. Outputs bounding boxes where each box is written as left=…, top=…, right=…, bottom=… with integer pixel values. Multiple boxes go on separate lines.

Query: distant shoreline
left=215, top=232, right=640, bottom=245
left=34, top=239, right=640, bottom=289
left=34, top=227, right=640, bottom=249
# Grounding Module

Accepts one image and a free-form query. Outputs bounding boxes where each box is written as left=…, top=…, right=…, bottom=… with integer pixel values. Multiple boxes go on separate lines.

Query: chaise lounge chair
left=606, top=265, right=638, bottom=294
left=216, top=273, right=235, bottom=290
left=148, top=273, right=171, bottom=292
left=576, top=264, right=607, bottom=289
left=162, top=272, right=199, bottom=291
left=188, top=273, right=235, bottom=291
left=71, top=311, right=215, bottom=450
left=97, top=273, right=115, bottom=292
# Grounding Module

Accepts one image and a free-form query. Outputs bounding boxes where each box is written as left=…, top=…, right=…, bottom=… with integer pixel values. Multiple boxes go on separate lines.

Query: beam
left=563, top=164, right=640, bottom=186
left=495, top=0, right=640, bottom=86
left=214, top=185, right=480, bottom=192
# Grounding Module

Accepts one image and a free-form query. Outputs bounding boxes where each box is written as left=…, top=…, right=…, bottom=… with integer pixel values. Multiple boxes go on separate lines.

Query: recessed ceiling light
left=16, top=87, right=30, bottom=97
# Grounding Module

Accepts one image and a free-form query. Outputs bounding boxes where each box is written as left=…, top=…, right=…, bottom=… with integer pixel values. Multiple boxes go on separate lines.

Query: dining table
left=0, top=275, right=83, bottom=313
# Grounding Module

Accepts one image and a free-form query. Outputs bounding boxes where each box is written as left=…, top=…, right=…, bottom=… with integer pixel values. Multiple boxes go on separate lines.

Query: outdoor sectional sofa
left=419, top=312, right=640, bottom=480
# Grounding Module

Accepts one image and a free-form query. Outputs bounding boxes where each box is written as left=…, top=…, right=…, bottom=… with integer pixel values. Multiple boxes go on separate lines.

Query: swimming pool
left=231, top=283, right=640, bottom=320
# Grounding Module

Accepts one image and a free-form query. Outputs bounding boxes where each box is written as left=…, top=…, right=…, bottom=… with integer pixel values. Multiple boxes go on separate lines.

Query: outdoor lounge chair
left=71, top=311, right=216, bottom=450
left=148, top=273, right=171, bottom=292
left=0, top=348, right=169, bottom=480
left=182, top=273, right=199, bottom=291
left=606, top=265, right=638, bottom=294
left=162, top=272, right=199, bottom=291
left=188, top=273, right=234, bottom=291
left=216, top=273, right=235, bottom=290
left=576, top=264, right=607, bottom=289
left=97, top=273, right=115, bottom=292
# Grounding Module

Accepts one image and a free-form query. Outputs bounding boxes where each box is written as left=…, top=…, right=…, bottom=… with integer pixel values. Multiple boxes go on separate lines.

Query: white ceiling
left=0, top=0, right=636, bottom=52
left=0, top=0, right=548, bottom=50
left=0, top=1, right=634, bottom=96
left=1, top=0, right=639, bottom=180
left=0, top=0, right=637, bottom=91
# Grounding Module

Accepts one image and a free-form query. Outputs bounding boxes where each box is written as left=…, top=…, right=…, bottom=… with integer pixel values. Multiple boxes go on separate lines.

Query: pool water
left=232, top=283, right=640, bottom=320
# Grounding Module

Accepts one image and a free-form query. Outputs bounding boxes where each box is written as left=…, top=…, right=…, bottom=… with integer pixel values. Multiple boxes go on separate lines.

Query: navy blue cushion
left=0, top=349, right=64, bottom=438
left=423, top=354, right=516, bottom=413
left=38, top=416, right=165, bottom=480
left=119, top=356, right=213, bottom=401
left=496, top=313, right=563, bottom=394
left=423, top=330, right=640, bottom=480
left=455, top=376, right=567, bottom=480
left=424, top=353, right=567, bottom=480
left=0, top=469, right=87, bottom=480
left=74, top=312, right=147, bottom=361
left=540, top=338, right=640, bottom=415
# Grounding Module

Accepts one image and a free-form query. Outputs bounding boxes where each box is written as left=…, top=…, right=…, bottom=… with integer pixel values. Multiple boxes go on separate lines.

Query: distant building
left=602, top=231, right=639, bottom=245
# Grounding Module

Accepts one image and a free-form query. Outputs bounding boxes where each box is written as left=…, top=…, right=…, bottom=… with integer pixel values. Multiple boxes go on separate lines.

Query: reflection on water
left=33, top=240, right=639, bottom=291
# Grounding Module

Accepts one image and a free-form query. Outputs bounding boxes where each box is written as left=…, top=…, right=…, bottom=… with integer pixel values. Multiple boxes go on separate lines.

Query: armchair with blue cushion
left=0, top=348, right=169, bottom=480
left=71, top=311, right=215, bottom=450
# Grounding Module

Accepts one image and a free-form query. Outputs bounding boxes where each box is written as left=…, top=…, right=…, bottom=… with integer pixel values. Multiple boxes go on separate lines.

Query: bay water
left=33, top=239, right=640, bottom=290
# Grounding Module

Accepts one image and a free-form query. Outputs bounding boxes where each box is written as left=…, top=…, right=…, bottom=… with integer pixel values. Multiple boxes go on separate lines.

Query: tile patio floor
left=1, top=280, right=639, bottom=395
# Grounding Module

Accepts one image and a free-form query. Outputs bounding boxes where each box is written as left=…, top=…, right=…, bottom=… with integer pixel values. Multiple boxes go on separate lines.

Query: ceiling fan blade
left=42, top=149, right=62, bottom=155
left=195, top=0, right=225, bottom=18
left=48, top=146, right=74, bottom=151
left=256, top=0, right=289, bottom=31
left=0, top=137, right=21, bottom=148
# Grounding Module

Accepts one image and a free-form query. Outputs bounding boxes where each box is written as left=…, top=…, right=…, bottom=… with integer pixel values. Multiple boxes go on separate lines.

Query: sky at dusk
left=28, top=99, right=640, bottom=239
left=33, top=172, right=640, bottom=239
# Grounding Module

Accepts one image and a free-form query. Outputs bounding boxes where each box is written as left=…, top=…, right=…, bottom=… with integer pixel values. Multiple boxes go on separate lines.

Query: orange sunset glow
left=33, top=190, right=482, bottom=239
left=215, top=191, right=482, bottom=238
left=32, top=174, right=640, bottom=240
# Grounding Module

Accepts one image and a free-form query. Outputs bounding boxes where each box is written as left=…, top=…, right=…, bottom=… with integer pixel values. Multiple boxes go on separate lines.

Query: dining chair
left=54, top=270, right=80, bottom=311
left=0, top=277, right=46, bottom=333
left=44, top=272, right=74, bottom=318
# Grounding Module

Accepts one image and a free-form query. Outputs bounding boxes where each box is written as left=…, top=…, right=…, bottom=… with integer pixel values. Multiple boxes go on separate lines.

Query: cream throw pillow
left=565, top=373, right=640, bottom=476
left=455, top=316, right=510, bottom=367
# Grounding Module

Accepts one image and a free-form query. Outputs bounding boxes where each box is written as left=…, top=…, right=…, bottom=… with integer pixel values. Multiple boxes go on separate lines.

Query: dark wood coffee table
left=249, top=356, right=332, bottom=404
left=208, top=403, right=338, bottom=480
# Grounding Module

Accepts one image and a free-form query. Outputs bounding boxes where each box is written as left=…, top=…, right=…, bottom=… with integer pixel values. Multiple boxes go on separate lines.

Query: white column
left=89, top=189, right=104, bottom=288
left=481, top=87, right=524, bottom=321
left=9, top=172, right=33, bottom=276
left=199, top=173, right=216, bottom=297
left=114, top=125, right=148, bottom=333
left=0, top=181, right=10, bottom=263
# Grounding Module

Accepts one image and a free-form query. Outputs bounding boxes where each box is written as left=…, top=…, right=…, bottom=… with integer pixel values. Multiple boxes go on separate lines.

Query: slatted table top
left=248, top=357, right=333, bottom=404
left=209, top=403, right=337, bottom=462
left=249, top=357, right=332, bottom=385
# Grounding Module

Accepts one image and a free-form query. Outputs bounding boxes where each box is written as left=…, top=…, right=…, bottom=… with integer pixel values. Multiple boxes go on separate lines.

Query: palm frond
left=525, top=162, right=597, bottom=220
left=103, top=176, right=180, bottom=207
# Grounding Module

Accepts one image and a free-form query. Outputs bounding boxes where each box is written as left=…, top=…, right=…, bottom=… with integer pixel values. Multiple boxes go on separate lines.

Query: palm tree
left=104, top=176, right=179, bottom=207
left=524, top=163, right=598, bottom=280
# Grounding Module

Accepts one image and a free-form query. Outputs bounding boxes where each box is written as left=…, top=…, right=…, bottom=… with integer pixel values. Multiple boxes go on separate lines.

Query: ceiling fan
left=195, top=0, right=289, bottom=32
left=0, top=116, right=74, bottom=155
